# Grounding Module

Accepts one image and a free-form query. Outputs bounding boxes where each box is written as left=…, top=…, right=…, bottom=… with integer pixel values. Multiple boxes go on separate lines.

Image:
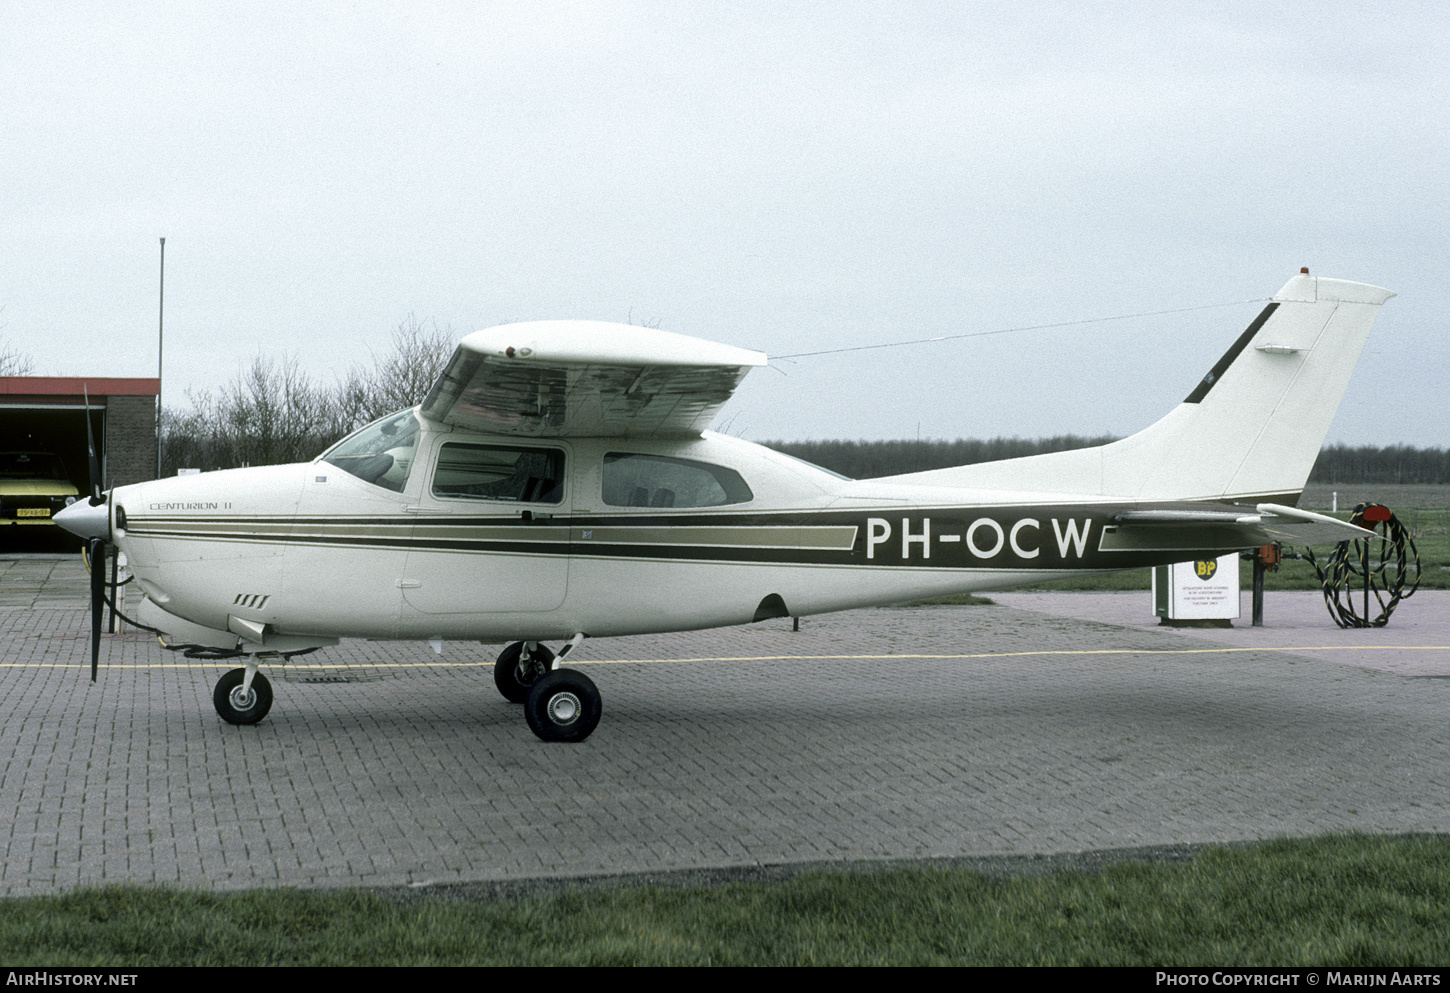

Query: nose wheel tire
left=213, top=668, right=273, bottom=725
left=494, top=641, right=556, bottom=703
left=525, top=669, right=601, bottom=743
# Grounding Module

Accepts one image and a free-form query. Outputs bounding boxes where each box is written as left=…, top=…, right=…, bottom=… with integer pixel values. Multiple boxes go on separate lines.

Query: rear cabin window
left=432, top=443, right=565, bottom=504
left=602, top=453, right=753, bottom=508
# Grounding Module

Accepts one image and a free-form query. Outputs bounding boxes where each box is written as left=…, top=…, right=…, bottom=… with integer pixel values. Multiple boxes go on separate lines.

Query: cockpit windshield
left=320, top=408, right=421, bottom=492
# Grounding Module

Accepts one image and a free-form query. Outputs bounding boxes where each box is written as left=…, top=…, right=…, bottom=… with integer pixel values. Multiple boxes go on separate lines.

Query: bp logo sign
left=1156, top=554, right=1240, bottom=622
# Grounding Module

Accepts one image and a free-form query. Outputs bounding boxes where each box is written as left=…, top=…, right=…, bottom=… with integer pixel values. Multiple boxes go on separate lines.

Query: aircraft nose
left=54, top=498, right=110, bottom=541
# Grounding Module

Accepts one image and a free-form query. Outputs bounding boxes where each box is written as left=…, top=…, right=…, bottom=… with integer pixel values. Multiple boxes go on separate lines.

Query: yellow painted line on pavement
left=572, top=645, right=1450, bottom=664
left=0, top=661, right=491, bottom=669
left=3, top=644, right=1449, bottom=670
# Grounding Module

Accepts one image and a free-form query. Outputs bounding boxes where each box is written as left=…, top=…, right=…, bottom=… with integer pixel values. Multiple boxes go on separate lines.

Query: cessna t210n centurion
left=56, top=270, right=1392, bottom=742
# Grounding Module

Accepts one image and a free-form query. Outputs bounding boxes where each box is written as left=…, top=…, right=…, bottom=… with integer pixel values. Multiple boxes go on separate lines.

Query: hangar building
left=1, top=377, right=159, bottom=515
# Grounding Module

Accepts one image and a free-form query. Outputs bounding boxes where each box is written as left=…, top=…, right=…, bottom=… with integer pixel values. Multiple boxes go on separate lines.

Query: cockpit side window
left=432, top=443, right=565, bottom=504
left=320, top=409, right=421, bottom=493
left=602, top=453, right=753, bottom=508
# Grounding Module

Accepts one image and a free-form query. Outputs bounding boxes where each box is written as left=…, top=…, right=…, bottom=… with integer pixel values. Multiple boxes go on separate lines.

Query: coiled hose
left=1299, top=502, right=1421, bottom=628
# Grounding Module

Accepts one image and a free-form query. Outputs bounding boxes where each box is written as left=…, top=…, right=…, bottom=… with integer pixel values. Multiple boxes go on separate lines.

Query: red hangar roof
left=0, top=377, right=160, bottom=400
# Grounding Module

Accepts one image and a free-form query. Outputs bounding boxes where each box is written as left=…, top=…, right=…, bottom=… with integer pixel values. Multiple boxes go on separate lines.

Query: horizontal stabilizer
left=1113, top=509, right=1263, bottom=526
left=1102, top=503, right=1373, bottom=553
left=1252, top=503, right=1376, bottom=546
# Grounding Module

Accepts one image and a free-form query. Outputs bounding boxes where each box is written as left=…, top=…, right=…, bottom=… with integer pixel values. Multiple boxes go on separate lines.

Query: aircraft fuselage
left=109, top=420, right=1259, bottom=649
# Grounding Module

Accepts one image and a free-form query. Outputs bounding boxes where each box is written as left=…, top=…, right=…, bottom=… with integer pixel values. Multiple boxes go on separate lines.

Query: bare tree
left=1, top=309, right=34, bottom=375
left=350, top=315, right=456, bottom=423
left=161, top=316, right=458, bottom=475
left=163, top=355, right=339, bottom=475
left=0, top=341, right=31, bottom=376
left=218, top=354, right=336, bottom=467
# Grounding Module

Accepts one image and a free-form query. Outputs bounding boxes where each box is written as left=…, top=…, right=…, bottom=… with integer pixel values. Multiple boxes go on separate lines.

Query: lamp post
left=157, top=237, right=165, bottom=480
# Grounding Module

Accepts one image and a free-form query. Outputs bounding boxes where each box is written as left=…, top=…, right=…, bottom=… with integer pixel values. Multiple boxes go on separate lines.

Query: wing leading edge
left=420, top=320, right=768, bottom=438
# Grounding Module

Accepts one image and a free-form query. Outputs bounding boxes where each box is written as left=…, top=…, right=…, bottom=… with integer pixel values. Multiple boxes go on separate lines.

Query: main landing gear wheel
left=213, top=668, right=273, bottom=725
left=525, top=669, right=602, bottom=743
left=494, top=641, right=556, bottom=703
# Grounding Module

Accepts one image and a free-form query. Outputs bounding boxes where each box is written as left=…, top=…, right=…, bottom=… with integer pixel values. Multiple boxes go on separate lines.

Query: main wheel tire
left=213, top=668, right=273, bottom=725
left=494, top=641, right=556, bottom=703
left=524, top=668, right=601, bottom=743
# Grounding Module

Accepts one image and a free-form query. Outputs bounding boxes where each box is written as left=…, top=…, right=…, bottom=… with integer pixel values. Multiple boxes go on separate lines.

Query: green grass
left=1008, top=507, right=1450, bottom=592
left=5, top=834, right=1450, bottom=965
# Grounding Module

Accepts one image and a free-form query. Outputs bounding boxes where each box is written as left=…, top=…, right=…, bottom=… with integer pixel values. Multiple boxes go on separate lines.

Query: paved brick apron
left=3, top=556, right=1448, bottom=895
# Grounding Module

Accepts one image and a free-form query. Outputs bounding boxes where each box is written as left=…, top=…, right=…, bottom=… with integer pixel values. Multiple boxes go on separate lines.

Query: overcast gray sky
left=3, top=1, right=1446, bottom=446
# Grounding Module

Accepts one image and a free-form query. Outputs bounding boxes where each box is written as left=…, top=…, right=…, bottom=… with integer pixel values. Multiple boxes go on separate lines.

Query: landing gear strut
left=495, top=636, right=601, bottom=742
left=493, top=641, right=556, bottom=703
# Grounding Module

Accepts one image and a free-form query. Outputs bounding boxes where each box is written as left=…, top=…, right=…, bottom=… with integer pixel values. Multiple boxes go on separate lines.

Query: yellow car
left=0, top=452, right=80, bottom=526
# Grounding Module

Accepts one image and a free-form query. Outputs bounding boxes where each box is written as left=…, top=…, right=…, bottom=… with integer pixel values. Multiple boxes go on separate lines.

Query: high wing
left=419, top=320, right=767, bottom=438
left=1102, top=503, right=1373, bottom=553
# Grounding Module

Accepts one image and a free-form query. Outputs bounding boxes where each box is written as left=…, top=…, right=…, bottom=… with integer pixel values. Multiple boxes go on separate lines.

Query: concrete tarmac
left=2, top=556, right=1448, bottom=896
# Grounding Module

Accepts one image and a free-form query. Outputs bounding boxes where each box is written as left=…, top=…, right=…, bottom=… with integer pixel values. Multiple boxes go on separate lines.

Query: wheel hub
left=547, top=691, right=581, bottom=726
left=229, top=686, right=256, bottom=711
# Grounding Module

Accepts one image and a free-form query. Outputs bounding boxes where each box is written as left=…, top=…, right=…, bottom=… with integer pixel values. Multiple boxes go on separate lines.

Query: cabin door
left=400, top=438, right=571, bottom=614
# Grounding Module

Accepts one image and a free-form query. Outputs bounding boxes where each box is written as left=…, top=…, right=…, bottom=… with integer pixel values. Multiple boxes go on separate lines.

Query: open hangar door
left=2, top=378, right=156, bottom=554
left=0, top=404, right=100, bottom=552
left=2, top=377, right=158, bottom=556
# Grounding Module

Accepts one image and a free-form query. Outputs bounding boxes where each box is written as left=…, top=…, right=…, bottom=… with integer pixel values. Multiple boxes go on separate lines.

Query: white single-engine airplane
left=57, top=270, right=1392, bottom=742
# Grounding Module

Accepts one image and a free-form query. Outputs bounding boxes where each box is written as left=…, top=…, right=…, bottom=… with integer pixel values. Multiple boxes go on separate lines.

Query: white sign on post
left=1152, top=553, right=1241, bottom=622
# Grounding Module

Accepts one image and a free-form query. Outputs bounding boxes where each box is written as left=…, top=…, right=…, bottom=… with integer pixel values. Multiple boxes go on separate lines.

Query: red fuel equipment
left=1250, top=542, right=1280, bottom=627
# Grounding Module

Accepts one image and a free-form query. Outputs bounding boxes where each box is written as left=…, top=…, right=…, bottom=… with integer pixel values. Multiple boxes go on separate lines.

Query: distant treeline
left=764, top=438, right=1450, bottom=484
left=762, top=437, right=1119, bottom=480
left=1309, top=444, right=1450, bottom=485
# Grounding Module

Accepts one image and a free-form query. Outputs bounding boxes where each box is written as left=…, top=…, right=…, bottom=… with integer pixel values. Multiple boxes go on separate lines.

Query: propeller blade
left=89, top=537, right=105, bottom=682
left=79, top=389, right=110, bottom=682
left=83, top=386, right=103, bottom=505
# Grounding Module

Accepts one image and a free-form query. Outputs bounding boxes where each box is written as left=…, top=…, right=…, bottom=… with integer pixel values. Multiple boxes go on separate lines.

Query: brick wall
left=104, top=395, right=158, bottom=486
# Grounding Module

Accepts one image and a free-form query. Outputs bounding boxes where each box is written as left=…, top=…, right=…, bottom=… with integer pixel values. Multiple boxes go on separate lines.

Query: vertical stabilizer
left=885, top=273, right=1395, bottom=502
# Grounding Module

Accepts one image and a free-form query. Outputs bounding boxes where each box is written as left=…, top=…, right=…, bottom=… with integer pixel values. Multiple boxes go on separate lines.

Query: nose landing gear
left=213, top=665, right=274, bottom=725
